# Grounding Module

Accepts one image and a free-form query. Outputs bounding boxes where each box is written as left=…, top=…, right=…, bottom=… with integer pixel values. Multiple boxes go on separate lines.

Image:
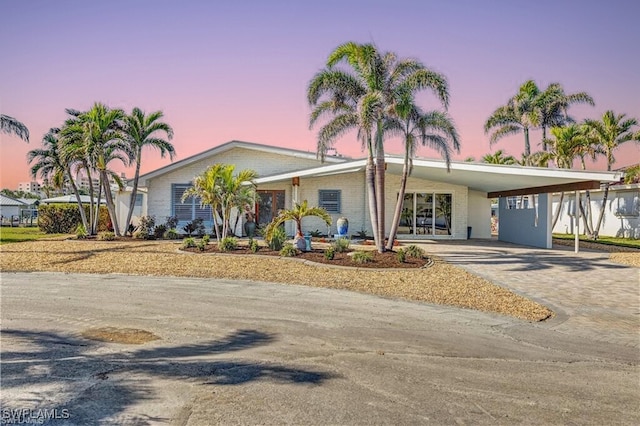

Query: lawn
left=553, top=233, right=640, bottom=249
left=0, top=227, right=66, bottom=244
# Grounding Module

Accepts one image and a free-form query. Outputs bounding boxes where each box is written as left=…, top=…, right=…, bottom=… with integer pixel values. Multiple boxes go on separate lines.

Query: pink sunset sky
left=1, top=0, right=638, bottom=189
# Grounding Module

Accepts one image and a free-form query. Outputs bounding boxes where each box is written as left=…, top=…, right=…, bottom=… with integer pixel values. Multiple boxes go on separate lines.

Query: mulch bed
left=181, top=245, right=429, bottom=269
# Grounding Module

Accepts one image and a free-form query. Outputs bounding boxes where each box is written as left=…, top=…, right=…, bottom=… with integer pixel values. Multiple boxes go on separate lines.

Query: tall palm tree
left=123, top=108, right=175, bottom=235
left=182, top=164, right=223, bottom=242
left=264, top=200, right=332, bottom=243
left=536, top=83, right=594, bottom=151
left=485, top=80, right=541, bottom=157
left=583, top=111, right=639, bottom=238
left=385, top=97, right=459, bottom=249
left=482, top=149, right=517, bottom=165
left=1, top=114, right=29, bottom=142
left=308, top=41, right=449, bottom=252
left=27, top=129, right=89, bottom=232
left=64, top=103, right=129, bottom=236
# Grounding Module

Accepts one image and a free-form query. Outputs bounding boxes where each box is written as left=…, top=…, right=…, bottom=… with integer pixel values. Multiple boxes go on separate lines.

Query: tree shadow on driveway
left=1, top=328, right=334, bottom=424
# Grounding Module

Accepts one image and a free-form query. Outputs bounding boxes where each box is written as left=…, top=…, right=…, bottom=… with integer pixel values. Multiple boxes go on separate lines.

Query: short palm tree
left=264, top=200, right=332, bottom=243
left=482, top=149, right=517, bottom=165
left=123, top=107, right=175, bottom=235
left=1, top=114, right=29, bottom=142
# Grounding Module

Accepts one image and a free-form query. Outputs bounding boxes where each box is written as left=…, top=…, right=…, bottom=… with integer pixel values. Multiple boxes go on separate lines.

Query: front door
left=256, top=190, right=285, bottom=228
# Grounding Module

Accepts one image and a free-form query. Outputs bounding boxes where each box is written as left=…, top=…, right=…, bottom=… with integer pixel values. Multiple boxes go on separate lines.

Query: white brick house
left=122, top=140, right=621, bottom=247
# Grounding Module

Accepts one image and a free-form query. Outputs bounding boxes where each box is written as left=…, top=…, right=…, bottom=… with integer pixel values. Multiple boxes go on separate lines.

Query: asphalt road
left=1, top=272, right=638, bottom=425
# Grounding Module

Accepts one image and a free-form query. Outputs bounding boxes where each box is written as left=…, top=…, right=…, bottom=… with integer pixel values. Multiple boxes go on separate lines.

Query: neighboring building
left=552, top=183, right=640, bottom=238
left=17, top=181, right=42, bottom=195
left=120, top=140, right=621, bottom=248
left=76, top=172, right=127, bottom=194
left=0, top=194, right=26, bottom=225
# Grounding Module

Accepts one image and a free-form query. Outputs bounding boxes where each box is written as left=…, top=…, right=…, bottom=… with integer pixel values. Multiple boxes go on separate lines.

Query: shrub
left=38, top=204, right=110, bottom=234
left=352, top=250, right=374, bottom=264
left=165, top=216, right=179, bottom=230
left=153, top=224, right=167, bottom=239
left=267, top=226, right=287, bottom=251
left=354, top=229, right=370, bottom=239
left=133, top=228, right=148, bottom=239
left=182, top=237, right=196, bottom=248
left=249, top=238, right=260, bottom=253
left=404, top=245, right=425, bottom=259
left=183, top=218, right=205, bottom=237
left=324, top=246, right=335, bottom=260
left=163, top=228, right=179, bottom=240
left=98, top=231, right=116, bottom=241
left=332, top=237, right=350, bottom=253
left=279, top=243, right=298, bottom=257
left=76, top=224, right=88, bottom=239
left=139, top=216, right=156, bottom=235
left=310, top=229, right=324, bottom=237
left=396, top=248, right=406, bottom=263
left=202, top=234, right=210, bottom=245
left=196, top=239, right=207, bottom=252
left=219, top=236, right=237, bottom=252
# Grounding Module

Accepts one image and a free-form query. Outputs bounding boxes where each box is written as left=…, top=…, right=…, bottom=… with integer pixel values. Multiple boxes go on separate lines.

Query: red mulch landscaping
left=183, top=245, right=429, bottom=269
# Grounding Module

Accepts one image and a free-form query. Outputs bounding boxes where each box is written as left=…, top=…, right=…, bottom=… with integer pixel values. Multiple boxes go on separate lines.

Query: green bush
left=324, top=246, right=335, bottom=260
left=249, top=238, right=260, bottom=253
left=404, top=245, right=425, bottom=258
left=332, top=237, right=350, bottom=253
left=182, top=237, right=196, bottom=248
left=196, top=239, right=207, bottom=252
left=202, top=234, right=210, bottom=245
left=98, top=231, right=116, bottom=241
left=396, top=248, right=406, bottom=263
left=219, top=236, right=237, bottom=252
left=279, top=243, right=298, bottom=257
left=268, top=226, right=287, bottom=251
left=76, top=224, right=88, bottom=239
left=38, top=204, right=111, bottom=234
left=163, top=228, right=179, bottom=240
left=352, top=250, right=374, bottom=264
left=153, top=224, right=167, bottom=239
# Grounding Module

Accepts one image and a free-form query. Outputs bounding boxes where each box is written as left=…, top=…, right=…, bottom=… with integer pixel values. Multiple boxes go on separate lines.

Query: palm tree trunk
left=124, top=149, right=143, bottom=236
left=101, top=171, right=121, bottom=236
left=386, top=153, right=410, bottom=250
left=585, top=190, right=594, bottom=235
left=365, top=156, right=379, bottom=247
left=592, top=183, right=609, bottom=239
left=374, top=127, right=386, bottom=253
left=524, top=127, right=531, bottom=157
left=578, top=200, right=593, bottom=237
left=542, top=126, right=547, bottom=151
left=66, top=167, right=89, bottom=232
left=93, top=179, right=102, bottom=233
left=86, top=167, right=96, bottom=234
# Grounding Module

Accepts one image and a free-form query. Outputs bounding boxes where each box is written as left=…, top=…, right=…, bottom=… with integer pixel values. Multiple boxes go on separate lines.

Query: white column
left=574, top=190, right=580, bottom=253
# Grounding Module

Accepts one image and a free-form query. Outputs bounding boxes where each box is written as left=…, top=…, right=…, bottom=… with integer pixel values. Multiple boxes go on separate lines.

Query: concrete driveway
left=417, top=239, right=640, bottom=348
left=1, top=271, right=638, bottom=425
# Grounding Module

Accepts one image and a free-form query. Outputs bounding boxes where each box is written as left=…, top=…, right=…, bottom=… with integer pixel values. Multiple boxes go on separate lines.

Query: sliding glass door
left=397, top=192, right=452, bottom=236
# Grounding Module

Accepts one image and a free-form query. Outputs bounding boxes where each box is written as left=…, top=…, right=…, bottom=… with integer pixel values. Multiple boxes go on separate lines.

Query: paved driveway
left=1, top=271, right=638, bottom=425
left=417, top=239, right=640, bottom=347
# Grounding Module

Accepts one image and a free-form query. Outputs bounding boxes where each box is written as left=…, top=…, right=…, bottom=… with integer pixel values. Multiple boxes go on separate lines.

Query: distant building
left=17, top=181, right=42, bottom=195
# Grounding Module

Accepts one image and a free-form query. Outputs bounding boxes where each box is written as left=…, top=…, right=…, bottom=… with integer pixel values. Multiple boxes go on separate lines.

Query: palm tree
left=183, top=164, right=258, bottom=243
left=583, top=111, right=639, bottom=238
left=264, top=200, right=332, bottom=245
left=308, top=41, right=449, bottom=252
left=123, top=108, right=175, bottom=235
left=485, top=80, right=541, bottom=156
left=63, top=103, right=129, bottom=236
left=28, top=129, right=89, bottom=232
left=536, top=83, right=594, bottom=151
left=1, top=114, right=29, bottom=142
left=482, top=149, right=517, bottom=165
left=385, top=96, right=459, bottom=249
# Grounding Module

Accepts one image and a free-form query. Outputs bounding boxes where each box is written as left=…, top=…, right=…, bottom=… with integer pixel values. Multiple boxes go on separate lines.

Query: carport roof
left=256, top=156, right=623, bottom=197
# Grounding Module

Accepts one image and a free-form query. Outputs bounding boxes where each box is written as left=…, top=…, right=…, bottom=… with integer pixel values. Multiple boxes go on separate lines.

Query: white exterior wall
left=467, top=190, right=491, bottom=239
left=146, top=147, right=325, bottom=222
left=383, top=174, right=469, bottom=239
left=552, top=184, right=640, bottom=238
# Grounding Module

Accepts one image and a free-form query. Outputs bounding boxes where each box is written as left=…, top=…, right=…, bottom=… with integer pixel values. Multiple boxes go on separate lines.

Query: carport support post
left=574, top=190, right=580, bottom=253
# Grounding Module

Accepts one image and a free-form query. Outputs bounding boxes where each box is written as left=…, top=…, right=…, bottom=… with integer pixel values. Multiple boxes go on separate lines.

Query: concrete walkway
left=417, top=239, right=640, bottom=347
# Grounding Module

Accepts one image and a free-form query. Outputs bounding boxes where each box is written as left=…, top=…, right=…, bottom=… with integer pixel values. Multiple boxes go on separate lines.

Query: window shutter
left=319, top=190, right=341, bottom=213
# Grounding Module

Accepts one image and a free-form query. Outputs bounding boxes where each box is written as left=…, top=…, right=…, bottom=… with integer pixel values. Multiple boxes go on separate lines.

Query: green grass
left=0, top=227, right=66, bottom=244
left=553, top=233, right=640, bottom=249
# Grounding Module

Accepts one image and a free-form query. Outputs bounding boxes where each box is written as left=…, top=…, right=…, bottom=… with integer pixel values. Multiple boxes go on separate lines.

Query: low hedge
left=38, top=204, right=112, bottom=234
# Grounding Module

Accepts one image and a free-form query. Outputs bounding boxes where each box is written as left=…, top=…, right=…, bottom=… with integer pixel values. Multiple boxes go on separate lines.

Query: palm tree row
left=308, top=42, right=459, bottom=252
left=28, top=103, right=174, bottom=236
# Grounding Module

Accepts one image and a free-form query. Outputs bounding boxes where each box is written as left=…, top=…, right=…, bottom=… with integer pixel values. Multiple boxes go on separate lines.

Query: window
left=172, top=184, right=212, bottom=221
left=319, top=190, right=341, bottom=213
